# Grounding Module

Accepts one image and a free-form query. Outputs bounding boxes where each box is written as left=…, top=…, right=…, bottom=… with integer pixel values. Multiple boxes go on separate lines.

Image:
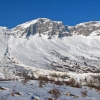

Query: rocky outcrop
left=68, top=21, right=100, bottom=36
left=10, top=19, right=100, bottom=37
left=12, top=18, right=70, bottom=38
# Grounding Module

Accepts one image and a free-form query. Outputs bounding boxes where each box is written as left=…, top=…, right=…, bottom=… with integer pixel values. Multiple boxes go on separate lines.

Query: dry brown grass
left=80, top=90, right=88, bottom=97
left=48, top=88, right=61, bottom=100
left=85, top=74, right=100, bottom=90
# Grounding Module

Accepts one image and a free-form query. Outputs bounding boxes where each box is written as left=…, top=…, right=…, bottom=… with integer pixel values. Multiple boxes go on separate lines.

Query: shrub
left=63, top=81, right=70, bottom=86
left=11, top=91, right=15, bottom=96
left=80, top=90, right=87, bottom=97
left=38, top=75, right=49, bottom=81
left=60, top=74, right=69, bottom=79
left=47, top=98, right=53, bottom=100
left=69, top=77, right=76, bottom=86
left=85, top=74, right=100, bottom=90
left=38, top=80, right=47, bottom=88
left=19, top=70, right=35, bottom=85
left=54, top=81, right=63, bottom=85
left=50, top=73, right=69, bottom=79
left=49, top=88, right=61, bottom=100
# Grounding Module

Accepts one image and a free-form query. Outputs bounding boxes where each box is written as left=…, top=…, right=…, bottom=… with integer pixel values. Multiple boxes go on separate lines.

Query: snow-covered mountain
left=68, top=21, right=100, bottom=36
left=11, top=19, right=100, bottom=37
left=1, top=18, right=100, bottom=100
left=11, top=18, right=70, bottom=38
left=0, top=18, right=100, bottom=79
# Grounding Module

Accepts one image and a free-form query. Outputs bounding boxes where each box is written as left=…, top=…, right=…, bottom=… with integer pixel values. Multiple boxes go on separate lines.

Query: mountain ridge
left=1, top=18, right=100, bottom=37
left=12, top=18, right=100, bottom=37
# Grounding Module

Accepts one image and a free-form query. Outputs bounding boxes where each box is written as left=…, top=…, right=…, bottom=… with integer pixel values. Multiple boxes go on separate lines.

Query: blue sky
left=0, top=0, right=100, bottom=28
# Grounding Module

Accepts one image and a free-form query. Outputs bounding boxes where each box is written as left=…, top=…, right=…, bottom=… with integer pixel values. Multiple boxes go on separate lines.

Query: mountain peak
left=11, top=18, right=69, bottom=38
left=9, top=18, right=100, bottom=37
left=68, top=21, right=100, bottom=36
left=17, top=18, right=63, bottom=29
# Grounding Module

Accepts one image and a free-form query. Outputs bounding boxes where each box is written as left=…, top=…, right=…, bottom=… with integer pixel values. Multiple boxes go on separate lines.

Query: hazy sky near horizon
left=0, top=0, right=100, bottom=28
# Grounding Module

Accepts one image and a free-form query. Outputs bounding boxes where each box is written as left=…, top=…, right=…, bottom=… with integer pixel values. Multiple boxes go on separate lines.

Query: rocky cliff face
left=12, top=18, right=70, bottom=38
left=68, top=21, right=100, bottom=36
left=10, top=19, right=100, bottom=38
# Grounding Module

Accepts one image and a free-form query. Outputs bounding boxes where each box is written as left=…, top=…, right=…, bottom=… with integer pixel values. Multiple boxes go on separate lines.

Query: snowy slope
left=0, top=27, right=9, bottom=61
left=0, top=18, right=100, bottom=78
left=0, top=80, right=100, bottom=100
left=8, top=34, right=100, bottom=71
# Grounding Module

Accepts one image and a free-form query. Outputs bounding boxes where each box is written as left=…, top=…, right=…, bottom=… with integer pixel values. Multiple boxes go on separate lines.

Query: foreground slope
left=8, top=34, right=100, bottom=72
left=0, top=80, right=100, bottom=100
